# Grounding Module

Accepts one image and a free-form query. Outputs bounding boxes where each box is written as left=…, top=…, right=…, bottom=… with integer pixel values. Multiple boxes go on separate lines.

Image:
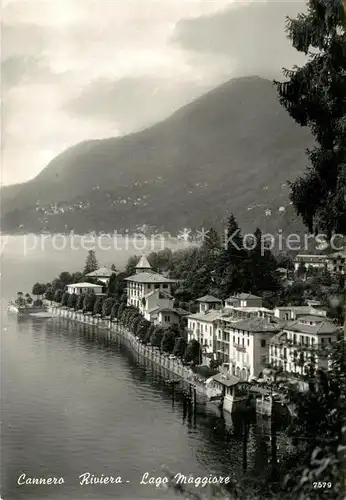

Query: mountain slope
left=1, top=76, right=313, bottom=234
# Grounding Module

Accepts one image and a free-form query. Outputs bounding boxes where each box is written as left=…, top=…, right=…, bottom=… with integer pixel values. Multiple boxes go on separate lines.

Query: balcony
left=233, top=343, right=246, bottom=353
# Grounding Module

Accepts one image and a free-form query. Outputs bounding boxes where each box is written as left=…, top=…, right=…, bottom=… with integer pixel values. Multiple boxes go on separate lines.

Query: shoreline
left=47, top=304, right=216, bottom=405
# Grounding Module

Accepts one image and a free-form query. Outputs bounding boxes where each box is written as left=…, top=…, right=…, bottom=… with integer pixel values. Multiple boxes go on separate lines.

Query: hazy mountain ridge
left=1, top=76, right=312, bottom=235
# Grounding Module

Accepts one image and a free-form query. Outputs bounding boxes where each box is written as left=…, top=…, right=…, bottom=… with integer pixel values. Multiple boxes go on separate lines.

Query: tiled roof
left=275, top=306, right=326, bottom=315
left=196, top=295, right=222, bottom=303
left=284, top=318, right=341, bottom=335
left=224, top=317, right=282, bottom=333
left=125, top=272, right=175, bottom=283
left=86, top=267, right=113, bottom=277
left=68, top=282, right=103, bottom=288
left=144, top=289, right=173, bottom=300
left=148, top=306, right=188, bottom=316
left=187, top=310, right=223, bottom=323
left=269, top=331, right=287, bottom=345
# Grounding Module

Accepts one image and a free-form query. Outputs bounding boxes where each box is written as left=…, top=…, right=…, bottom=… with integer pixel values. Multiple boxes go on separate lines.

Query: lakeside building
left=293, top=254, right=327, bottom=272
left=326, top=249, right=346, bottom=275
left=196, top=295, right=223, bottom=312
left=224, top=293, right=263, bottom=309
left=148, top=306, right=189, bottom=327
left=85, top=266, right=115, bottom=285
left=66, top=282, right=104, bottom=295
left=187, top=296, right=224, bottom=354
left=142, top=289, right=188, bottom=326
left=274, top=305, right=327, bottom=321
left=217, top=316, right=282, bottom=380
left=269, top=316, right=342, bottom=375
left=124, top=256, right=175, bottom=313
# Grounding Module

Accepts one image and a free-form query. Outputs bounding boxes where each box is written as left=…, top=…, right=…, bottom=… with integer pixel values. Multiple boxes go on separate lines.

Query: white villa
left=274, top=305, right=327, bottom=321
left=147, top=306, right=189, bottom=327
left=124, top=255, right=175, bottom=313
left=187, top=296, right=223, bottom=354
left=66, top=282, right=104, bottom=295
left=224, top=293, right=263, bottom=309
left=85, top=266, right=115, bottom=285
left=269, top=316, right=342, bottom=375
left=217, top=316, right=282, bottom=380
left=326, top=250, right=346, bottom=275
left=293, top=254, right=327, bottom=272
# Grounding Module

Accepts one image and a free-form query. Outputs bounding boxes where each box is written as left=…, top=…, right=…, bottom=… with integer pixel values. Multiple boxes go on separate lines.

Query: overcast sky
left=2, top=0, right=306, bottom=186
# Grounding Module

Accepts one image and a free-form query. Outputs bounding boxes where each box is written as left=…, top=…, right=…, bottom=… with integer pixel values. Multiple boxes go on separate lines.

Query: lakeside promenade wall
left=48, top=305, right=211, bottom=401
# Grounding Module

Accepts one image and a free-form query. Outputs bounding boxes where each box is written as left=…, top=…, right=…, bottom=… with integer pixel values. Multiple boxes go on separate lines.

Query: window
left=328, top=337, right=332, bottom=344
left=233, top=336, right=235, bottom=344
left=293, top=333, right=297, bottom=345
left=321, top=338, right=324, bottom=344
left=247, top=339, right=250, bottom=346
left=164, top=315, right=170, bottom=322
left=162, top=284, right=168, bottom=289
left=242, top=338, right=244, bottom=346
left=155, top=284, right=160, bottom=289
left=261, top=339, right=266, bottom=348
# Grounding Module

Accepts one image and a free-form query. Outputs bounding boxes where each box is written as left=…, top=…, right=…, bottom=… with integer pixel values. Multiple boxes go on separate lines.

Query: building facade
left=124, top=256, right=175, bottom=313
left=218, top=317, right=281, bottom=381
left=269, top=316, right=342, bottom=375
left=274, top=306, right=327, bottom=321
left=326, top=250, right=346, bottom=275
left=187, top=297, right=223, bottom=354
left=293, top=254, right=327, bottom=272
left=66, top=283, right=104, bottom=295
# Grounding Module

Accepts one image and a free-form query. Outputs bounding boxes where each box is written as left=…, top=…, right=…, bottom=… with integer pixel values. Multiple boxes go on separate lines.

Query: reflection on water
left=1, top=240, right=290, bottom=499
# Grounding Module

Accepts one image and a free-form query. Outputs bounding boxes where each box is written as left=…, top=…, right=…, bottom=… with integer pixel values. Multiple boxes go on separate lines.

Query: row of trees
left=51, top=284, right=203, bottom=364
left=117, top=305, right=202, bottom=364
left=123, top=221, right=344, bottom=321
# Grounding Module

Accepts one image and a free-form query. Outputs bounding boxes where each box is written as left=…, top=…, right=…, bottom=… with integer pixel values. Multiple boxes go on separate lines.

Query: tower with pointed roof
left=135, top=254, right=152, bottom=274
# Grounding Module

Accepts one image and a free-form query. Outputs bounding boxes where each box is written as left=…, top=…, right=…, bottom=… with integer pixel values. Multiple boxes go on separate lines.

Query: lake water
left=1, top=236, right=280, bottom=499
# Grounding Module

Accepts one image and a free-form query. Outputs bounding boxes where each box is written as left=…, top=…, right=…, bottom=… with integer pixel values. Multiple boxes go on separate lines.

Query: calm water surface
left=1, top=236, right=278, bottom=499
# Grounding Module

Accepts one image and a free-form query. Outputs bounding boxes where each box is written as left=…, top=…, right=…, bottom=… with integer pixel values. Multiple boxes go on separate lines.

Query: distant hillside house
left=66, top=282, right=104, bottom=295
left=196, top=295, right=222, bottom=312
left=293, top=254, right=327, bottom=272
left=269, top=316, right=342, bottom=375
left=274, top=305, right=327, bottom=321
left=326, top=249, right=346, bottom=275
left=124, top=256, right=175, bottom=313
left=224, top=293, right=263, bottom=309
left=85, top=266, right=115, bottom=285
